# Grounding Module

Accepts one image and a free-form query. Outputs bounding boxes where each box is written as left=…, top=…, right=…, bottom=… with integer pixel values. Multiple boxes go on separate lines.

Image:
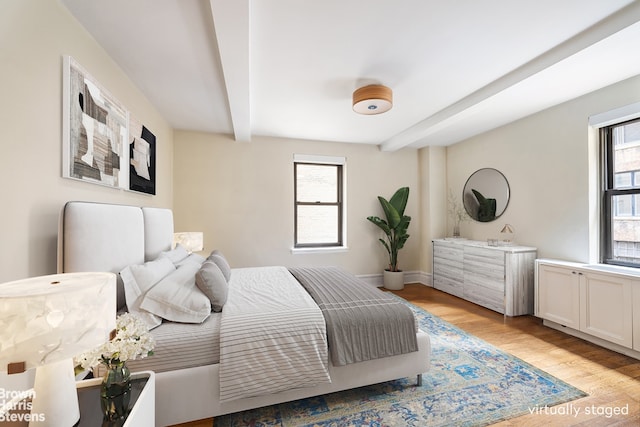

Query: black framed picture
left=129, top=117, right=156, bottom=195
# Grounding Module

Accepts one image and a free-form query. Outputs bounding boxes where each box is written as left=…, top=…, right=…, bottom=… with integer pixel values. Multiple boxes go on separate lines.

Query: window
left=601, top=118, right=640, bottom=266
left=294, top=155, right=344, bottom=248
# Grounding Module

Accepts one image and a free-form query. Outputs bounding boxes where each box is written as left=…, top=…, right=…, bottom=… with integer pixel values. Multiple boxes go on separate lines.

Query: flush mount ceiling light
left=352, top=84, right=393, bottom=115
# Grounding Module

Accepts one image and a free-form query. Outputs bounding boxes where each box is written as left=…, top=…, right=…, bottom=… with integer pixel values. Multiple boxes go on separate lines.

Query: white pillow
left=159, top=244, right=190, bottom=265
left=140, top=262, right=211, bottom=323
left=195, top=261, right=228, bottom=312
left=120, top=257, right=176, bottom=330
left=177, top=253, right=206, bottom=267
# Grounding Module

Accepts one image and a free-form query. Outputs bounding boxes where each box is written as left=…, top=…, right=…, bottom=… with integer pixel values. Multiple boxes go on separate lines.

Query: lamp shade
left=500, top=224, right=514, bottom=234
left=352, top=84, right=393, bottom=115
left=0, top=272, right=116, bottom=372
left=173, top=232, right=204, bottom=253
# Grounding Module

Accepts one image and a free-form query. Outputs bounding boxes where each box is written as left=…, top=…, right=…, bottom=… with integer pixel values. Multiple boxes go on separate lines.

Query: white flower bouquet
left=75, top=312, right=155, bottom=371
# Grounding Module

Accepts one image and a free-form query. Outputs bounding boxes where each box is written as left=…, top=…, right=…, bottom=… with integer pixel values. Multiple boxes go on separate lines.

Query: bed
left=58, top=201, right=431, bottom=426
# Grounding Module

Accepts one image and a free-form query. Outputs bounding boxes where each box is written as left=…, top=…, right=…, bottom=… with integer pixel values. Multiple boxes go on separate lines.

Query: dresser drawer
left=434, top=255, right=463, bottom=272
left=433, top=242, right=463, bottom=261
left=464, top=286, right=504, bottom=314
left=464, top=246, right=504, bottom=286
left=464, top=245, right=504, bottom=266
left=465, top=271, right=504, bottom=293
left=434, top=275, right=464, bottom=298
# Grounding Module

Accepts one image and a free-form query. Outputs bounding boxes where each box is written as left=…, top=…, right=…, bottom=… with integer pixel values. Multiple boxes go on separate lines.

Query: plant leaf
left=379, top=238, right=391, bottom=255
left=367, top=216, right=391, bottom=235
left=379, top=197, right=401, bottom=229
left=389, top=187, right=409, bottom=217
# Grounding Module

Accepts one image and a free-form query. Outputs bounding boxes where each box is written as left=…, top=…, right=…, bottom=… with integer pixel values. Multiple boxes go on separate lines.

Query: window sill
left=291, top=246, right=348, bottom=254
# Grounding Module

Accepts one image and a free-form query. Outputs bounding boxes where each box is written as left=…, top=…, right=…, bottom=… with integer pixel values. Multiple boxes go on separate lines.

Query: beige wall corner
left=446, top=74, right=640, bottom=262
left=172, top=131, right=420, bottom=276
left=418, top=146, right=446, bottom=274
left=0, top=0, right=173, bottom=282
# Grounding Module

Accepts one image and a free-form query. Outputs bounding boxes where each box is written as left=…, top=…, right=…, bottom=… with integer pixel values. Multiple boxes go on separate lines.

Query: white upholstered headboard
left=58, top=201, right=174, bottom=309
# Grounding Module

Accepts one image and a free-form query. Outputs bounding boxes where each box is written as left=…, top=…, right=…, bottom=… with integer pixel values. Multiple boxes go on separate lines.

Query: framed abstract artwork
left=129, top=116, right=156, bottom=195
left=62, top=56, right=129, bottom=190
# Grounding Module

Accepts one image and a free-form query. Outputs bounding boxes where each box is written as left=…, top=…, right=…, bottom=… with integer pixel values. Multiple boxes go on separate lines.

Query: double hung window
left=601, top=118, right=640, bottom=266
left=294, top=155, right=344, bottom=248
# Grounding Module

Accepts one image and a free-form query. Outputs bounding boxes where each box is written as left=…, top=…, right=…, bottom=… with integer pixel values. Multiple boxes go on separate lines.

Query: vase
left=100, top=360, right=131, bottom=421
left=383, top=269, right=404, bottom=290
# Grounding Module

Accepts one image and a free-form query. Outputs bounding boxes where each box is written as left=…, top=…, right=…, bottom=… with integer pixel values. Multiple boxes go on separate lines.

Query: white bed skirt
left=153, top=330, right=431, bottom=426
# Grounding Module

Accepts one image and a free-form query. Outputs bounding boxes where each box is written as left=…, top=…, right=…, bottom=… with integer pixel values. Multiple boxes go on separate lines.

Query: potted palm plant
left=366, top=187, right=411, bottom=290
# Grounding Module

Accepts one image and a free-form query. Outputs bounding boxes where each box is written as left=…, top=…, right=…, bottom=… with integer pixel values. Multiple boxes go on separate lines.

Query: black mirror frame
left=462, top=168, right=510, bottom=222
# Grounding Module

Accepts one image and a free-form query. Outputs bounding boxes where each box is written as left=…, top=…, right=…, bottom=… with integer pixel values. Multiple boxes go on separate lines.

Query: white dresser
left=432, top=239, right=537, bottom=316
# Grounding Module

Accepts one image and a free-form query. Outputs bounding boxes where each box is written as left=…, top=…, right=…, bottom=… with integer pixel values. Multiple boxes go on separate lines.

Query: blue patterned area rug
left=215, top=297, right=586, bottom=427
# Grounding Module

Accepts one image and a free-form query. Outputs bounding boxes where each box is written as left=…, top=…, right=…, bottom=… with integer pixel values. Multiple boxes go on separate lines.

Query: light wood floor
left=172, top=284, right=640, bottom=427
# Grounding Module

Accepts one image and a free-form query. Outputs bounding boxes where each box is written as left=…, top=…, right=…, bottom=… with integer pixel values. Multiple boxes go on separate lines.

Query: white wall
left=0, top=0, right=173, bottom=282
left=446, top=74, right=640, bottom=262
left=5, top=0, right=639, bottom=281
left=174, top=71, right=640, bottom=275
left=173, top=131, right=420, bottom=275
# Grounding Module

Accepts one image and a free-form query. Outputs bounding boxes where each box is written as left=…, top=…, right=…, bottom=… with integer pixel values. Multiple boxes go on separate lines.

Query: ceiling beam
left=380, top=0, right=640, bottom=152
left=210, top=0, right=251, bottom=142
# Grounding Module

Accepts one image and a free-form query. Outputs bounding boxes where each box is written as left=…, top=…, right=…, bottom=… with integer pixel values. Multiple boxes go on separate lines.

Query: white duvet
left=218, top=266, right=331, bottom=402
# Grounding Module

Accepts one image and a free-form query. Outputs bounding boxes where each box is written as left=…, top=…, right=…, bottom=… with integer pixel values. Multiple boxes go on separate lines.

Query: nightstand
left=76, top=371, right=155, bottom=426
left=0, top=371, right=154, bottom=426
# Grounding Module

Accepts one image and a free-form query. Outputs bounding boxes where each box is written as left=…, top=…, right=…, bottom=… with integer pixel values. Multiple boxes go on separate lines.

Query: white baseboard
left=357, top=271, right=433, bottom=288
left=542, top=319, right=640, bottom=361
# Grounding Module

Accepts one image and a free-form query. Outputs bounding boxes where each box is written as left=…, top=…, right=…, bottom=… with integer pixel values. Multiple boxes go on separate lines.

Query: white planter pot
left=383, top=270, right=404, bottom=290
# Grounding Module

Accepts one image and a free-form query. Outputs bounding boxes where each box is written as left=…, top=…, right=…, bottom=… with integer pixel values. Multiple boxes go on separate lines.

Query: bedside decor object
left=352, top=84, right=393, bottom=115
left=173, top=232, right=204, bottom=253
left=367, top=187, right=411, bottom=289
left=75, top=313, right=155, bottom=421
left=101, top=360, right=131, bottom=420
left=0, top=272, right=116, bottom=426
left=500, top=224, right=515, bottom=245
left=447, top=188, right=468, bottom=237
left=462, top=168, right=510, bottom=222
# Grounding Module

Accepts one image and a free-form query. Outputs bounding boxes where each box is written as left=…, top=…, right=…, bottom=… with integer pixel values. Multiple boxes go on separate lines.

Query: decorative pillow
left=195, top=261, right=228, bottom=312
left=140, top=262, right=211, bottom=323
left=159, top=244, right=190, bottom=265
left=120, top=257, right=176, bottom=330
left=208, top=250, right=231, bottom=282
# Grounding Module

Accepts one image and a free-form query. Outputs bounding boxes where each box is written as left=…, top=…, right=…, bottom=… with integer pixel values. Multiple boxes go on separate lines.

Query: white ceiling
left=60, top=0, right=640, bottom=150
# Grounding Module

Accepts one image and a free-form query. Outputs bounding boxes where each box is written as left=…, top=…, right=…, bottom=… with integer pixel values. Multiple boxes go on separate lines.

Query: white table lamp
left=173, top=232, right=204, bottom=253
left=0, top=272, right=116, bottom=426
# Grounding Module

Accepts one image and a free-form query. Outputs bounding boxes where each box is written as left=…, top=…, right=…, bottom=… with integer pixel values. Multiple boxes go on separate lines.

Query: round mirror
left=462, top=168, right=510, bottom=222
